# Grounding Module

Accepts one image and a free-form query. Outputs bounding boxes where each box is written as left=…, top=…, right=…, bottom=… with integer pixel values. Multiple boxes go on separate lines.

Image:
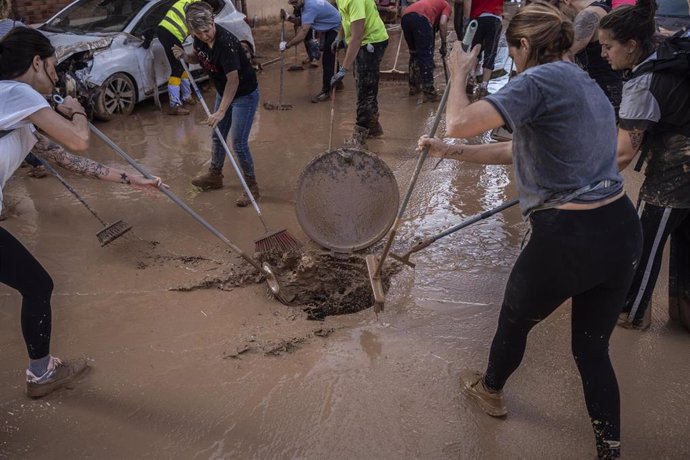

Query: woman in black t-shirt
left=173, top=2, right=260, bottom=207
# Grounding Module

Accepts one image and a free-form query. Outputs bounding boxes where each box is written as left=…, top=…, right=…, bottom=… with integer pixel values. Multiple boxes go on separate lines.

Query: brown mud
left=1, top=19, right=689, bottom=460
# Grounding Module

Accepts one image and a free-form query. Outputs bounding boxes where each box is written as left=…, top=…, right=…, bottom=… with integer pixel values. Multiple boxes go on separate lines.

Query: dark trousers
left=320, top=29, right=339, bottom=94
left=471, top=16, right=502, bottom=71
left=355, top=39, right=388, bottom=129
left=0, top=227, right=54, bottom=359
left=622, top=201, right=690, bottom=326
left=401, top=13, right=435, bottom=92
left=453, top=1, right=464, bottom=38
left=484, top=196, right=642, bottom=448
left=157, top=26, right=185, bottom=78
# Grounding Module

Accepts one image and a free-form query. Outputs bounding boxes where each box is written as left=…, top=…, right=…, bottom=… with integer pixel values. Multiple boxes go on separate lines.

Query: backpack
left=631, top=28, right=690, bottom=79
left=631, top=28, right=690, bottom=171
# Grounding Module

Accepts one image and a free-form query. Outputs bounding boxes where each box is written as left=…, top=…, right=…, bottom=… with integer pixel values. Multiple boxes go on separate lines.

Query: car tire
left=93, top=72, right=137, bottom=121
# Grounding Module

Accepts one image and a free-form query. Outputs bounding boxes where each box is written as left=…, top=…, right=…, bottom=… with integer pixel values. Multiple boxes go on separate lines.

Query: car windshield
left=41, top=0, right=149, bottom=34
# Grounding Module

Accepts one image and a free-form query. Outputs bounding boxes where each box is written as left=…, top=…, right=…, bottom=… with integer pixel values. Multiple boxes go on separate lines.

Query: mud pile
left=259, top=249, right=400, bottom=319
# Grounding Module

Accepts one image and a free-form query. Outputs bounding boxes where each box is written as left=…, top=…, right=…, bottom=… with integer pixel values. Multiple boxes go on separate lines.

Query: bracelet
left=70, top=111, right=87, bottom=120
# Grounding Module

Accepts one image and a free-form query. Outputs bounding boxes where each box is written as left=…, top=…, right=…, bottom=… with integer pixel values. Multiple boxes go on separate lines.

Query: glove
left=279, top=41, right=288, bottom=52
left=330, top=67, right=348, bottom=88
left=439, top=41, right=447, bottom=58
left=331, top=37, right=345, bottom=53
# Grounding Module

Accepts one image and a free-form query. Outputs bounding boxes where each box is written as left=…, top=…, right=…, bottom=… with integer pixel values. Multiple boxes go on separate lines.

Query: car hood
left=43, top=32, right=114, bottom=63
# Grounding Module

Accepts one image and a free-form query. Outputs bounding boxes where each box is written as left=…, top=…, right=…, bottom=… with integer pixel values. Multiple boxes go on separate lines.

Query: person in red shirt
left=401, top=0, right=451, bottom=102
left=464, top=0, right=503, bottom=97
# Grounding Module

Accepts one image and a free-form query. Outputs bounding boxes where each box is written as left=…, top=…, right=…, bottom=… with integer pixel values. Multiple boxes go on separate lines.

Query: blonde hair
left=185, top=1, right=214, bottom=31
left=0, top=0, right=12, bottom=20
left=506, top=2, right=574, bottom=67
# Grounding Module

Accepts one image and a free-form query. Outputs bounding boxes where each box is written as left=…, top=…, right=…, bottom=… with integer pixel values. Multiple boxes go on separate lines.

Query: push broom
left=36, top=154, right=131, bottom=246
left=179, top=59, right=301, bottom=254
left=366, top=21, right=478, bottom=313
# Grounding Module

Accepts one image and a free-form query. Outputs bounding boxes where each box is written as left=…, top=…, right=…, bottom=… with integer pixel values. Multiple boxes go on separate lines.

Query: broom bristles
left=254, top=228, right=301, bottom=253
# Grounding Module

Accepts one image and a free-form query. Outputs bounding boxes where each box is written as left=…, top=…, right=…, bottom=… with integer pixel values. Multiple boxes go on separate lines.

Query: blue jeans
left=211, top=88, right=259, bottom=180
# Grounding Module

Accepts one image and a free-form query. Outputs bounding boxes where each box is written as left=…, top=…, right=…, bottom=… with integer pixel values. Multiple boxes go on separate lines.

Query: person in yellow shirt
left=330, top=0, right=388, bottom=145
left=156, top=0, right=223, bottom=115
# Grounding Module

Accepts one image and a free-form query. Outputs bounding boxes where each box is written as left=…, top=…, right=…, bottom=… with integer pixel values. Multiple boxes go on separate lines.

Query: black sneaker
left=26, top=356, right=89, bottom=399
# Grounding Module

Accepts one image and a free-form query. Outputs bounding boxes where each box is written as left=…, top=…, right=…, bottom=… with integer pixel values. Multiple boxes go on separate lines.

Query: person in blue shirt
left=279, top=0, right=342, bottom=102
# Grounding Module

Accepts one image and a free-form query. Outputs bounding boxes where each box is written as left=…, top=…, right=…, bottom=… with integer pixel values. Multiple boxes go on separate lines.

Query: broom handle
left=391, top=26, right=404, bottom=71
left=88, top=123, right=266, bottom=274
left=37, top=156, right=108, bottom=227
left=373, top=78, right=452, bottom=278
left=279, top=18, right=286, bottom=106
left=328, top=51, right=339, bottom=151
left=179, top=59, right=267, bottom=231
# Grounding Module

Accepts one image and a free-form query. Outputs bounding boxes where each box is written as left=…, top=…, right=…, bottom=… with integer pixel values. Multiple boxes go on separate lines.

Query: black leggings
left=157, top=26, right=185, bottom=78
left=484, top=196, right=642, bottom=447
left=0, top=227, right=53, bottom=359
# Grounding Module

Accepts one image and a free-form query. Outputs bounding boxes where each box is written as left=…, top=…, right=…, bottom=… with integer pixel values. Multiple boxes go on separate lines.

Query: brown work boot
left=191, top=167, right=223, bottom=190
left=335, top=80, right=345, bottom=91
left=183, top=97, right=197, bottom=106
left=236, top=180, right=260, bottom=207
left=168, top=104, right=190, bottom=116
left=459, top=369, right=507, bottom=417
left=26, top=356, right=89, bottom=399
left=409, top=85, right=421, bottom=96
left=344, top=125, right=369, bottom=149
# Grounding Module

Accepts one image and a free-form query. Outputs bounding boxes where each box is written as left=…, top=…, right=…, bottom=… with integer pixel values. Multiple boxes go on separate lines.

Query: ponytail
left=599, top=0, right=658, bottom=58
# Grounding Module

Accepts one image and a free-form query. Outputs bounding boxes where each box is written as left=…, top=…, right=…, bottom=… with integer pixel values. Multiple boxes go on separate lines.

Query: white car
left=40, top=0, right=255, bottom=120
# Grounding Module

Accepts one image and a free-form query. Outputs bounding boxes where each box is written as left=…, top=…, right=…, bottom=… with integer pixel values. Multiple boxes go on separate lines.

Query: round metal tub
left=295, top=148, right=399, bottom=253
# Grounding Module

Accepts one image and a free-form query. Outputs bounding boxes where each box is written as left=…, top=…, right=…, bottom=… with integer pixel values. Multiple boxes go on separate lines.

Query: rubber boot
left=344, top=125, right=369, bottom=149
left=168, top=82, right=189, bottom=115
left=191, top=166, right=223, bottom=190
left=236, top=177, right=260, bottom=207
left=367, top=115, right=384, bottom=138
left=422, top=87, right=441, bottom=103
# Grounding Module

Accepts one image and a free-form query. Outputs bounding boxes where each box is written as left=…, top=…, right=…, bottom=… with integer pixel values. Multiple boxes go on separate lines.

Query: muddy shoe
left=344, top=125, right=369, bottom=149
left=459, top=369, right=507, bottom=417
left=28, top=164, right=48, bottom=179
left=367, top=121, right=384, bottom=138
left=311, top=91, right=330, bottom=103
left=168, top=104, right=190, bottom=116
left=236, top=182, right=260, bottom=207
left=26, top=356, right=89, bottom=399
left=422, top=91, right=441, bottom=103
left=183, top=97, right=197, bottom=106
left=409, top=86, right=421, bottom=96
left=596, top=440, right=621, bottom=459
left=616, top=307, right=651, bottom=331
left=335, top=80, right=344, bottom=91
left=191, top=167, right=223, bottom=190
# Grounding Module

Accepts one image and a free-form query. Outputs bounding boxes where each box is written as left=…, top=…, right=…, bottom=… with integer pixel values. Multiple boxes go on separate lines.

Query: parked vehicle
left=40, top=0, right=255, bottom=120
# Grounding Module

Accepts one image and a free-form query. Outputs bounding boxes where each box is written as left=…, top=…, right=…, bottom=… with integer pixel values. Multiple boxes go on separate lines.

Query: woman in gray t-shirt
left=418, top=3, right=641, bottom=458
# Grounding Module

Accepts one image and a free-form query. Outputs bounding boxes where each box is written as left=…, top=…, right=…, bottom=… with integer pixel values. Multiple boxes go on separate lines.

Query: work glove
left=331, top=37, right=345, bottom=53
left=439, top=41, right=447, bottom=58
left=330, top=67, right=348, bottom=88
left=279, top=41, right=288, bottom=52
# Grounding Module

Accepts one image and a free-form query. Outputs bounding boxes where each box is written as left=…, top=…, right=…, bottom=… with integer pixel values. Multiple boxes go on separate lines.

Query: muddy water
left=1, top=24, right=689, bottom=459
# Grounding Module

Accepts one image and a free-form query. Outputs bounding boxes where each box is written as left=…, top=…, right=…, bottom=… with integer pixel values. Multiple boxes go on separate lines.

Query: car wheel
left=93, top=73, right=136, bottom=121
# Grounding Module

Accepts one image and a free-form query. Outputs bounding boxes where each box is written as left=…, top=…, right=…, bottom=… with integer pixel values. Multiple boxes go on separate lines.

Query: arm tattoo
left=33, top=133, right=110, bottom=179
left=573, top=10, right=600, bottom=44
left=120, top=173, right=131, bottom=185
left=629, top=129, right=645, bottom=153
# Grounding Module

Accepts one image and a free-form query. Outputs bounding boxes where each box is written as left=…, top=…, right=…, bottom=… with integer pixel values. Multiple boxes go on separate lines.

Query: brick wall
left=12, top=0, right=72, bottom=25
